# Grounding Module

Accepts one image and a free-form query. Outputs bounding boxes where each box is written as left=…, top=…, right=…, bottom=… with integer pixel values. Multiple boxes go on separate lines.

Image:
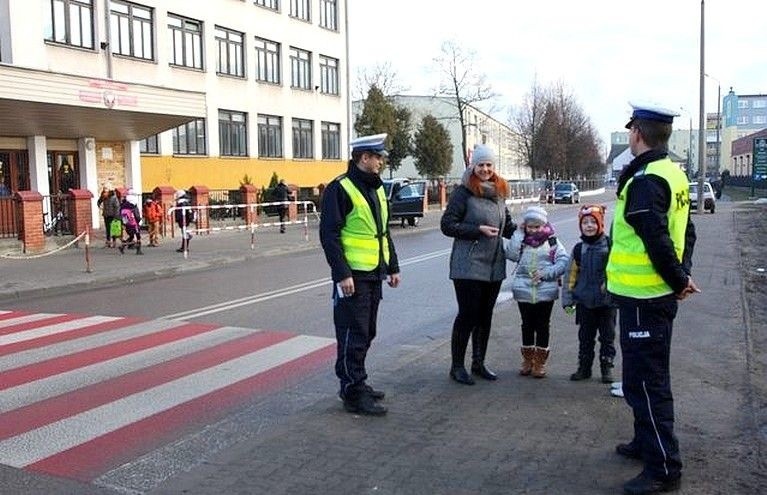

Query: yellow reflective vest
left=339, top=177, right=390, bottom=271
left=606, top=158, right=690, bottom=298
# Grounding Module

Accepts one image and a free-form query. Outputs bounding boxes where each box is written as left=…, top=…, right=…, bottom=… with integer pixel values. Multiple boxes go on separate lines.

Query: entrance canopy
left=0, top=65, right=206, bottom=140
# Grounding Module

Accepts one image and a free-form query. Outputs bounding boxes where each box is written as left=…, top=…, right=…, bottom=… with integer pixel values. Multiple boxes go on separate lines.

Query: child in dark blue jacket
left=561, top=204, right=616, bottom=383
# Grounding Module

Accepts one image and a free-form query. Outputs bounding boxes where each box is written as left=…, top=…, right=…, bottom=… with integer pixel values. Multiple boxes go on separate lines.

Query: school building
left=0, top=0, right=349, bottom=231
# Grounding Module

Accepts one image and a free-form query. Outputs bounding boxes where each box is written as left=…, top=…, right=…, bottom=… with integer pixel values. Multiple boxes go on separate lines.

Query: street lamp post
left=697, top=0, right=706, bottom=214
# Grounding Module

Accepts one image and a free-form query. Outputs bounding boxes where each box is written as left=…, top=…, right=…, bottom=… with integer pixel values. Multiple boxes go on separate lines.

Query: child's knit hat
left=578, top=204, right=606, bottom=235
left=523, top=206, right=548, bottom=225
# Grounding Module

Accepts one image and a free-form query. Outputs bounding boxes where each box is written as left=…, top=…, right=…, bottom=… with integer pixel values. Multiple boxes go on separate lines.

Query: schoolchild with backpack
left=118, top=194, right=143, bottom=255
left=504, top=206, right=568, bottom=378
left=174, top=192, right=195, bottom=253
left=561, top=204, right=617, bottom=383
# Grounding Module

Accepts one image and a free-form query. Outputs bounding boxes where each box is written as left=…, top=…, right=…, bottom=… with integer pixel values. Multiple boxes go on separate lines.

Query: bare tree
left=353, top=62, right=409, bottom=100
left=510, top=79, right=549, bottom=178
left=433, top=40, right=496, bottom=168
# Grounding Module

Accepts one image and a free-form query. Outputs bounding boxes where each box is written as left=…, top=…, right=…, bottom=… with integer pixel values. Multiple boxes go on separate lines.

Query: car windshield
left=383, top=182, right=392, bottom=195
left=554, top=184, right=573, bottom=191
left=689, top=184, right=698, bottom=194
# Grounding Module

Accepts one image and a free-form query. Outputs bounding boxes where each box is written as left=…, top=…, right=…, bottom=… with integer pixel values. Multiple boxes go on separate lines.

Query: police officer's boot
left=531, top=347, right=550, bottom=378
left=600, top=358, right=614, bottom=384
left=135, top=241, right=143, bottom=255
left=470, top=327, right=497, bottom=380
left=570, top=361, right=592, bottom=381
left=342, top=390, right=387, bottom=416
left=449, top=321, right=474, bottom=385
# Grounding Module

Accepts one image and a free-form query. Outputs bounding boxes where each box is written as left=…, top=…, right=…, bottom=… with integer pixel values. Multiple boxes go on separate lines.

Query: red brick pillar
left=439, top=180, right=447, bottom=210
left=14, top=191, right=44, bottom=253
left=190, top=185, right=209, bottom=234
left=240, top=184, right=259, bottom=227
left=288, top=184, right=298, bottom=221
left=153, top=186, right=176, bottom=236
left=67, top=189, right=93, bottom=237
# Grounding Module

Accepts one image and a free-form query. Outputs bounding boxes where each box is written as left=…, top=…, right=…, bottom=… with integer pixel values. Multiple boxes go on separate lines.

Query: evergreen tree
left=354, top=85, right=412, bottom=176
left=413, top=115, right=453, bottom=179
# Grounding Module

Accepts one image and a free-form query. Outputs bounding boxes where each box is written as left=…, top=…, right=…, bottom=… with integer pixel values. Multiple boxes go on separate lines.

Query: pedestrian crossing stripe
left=0, top=311, right=335, bottom=480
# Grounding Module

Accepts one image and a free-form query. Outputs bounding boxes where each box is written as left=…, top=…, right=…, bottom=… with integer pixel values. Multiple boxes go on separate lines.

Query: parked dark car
left=553, top=182, right=580, bottom=204
left=382, top=178, right=426, bottom=227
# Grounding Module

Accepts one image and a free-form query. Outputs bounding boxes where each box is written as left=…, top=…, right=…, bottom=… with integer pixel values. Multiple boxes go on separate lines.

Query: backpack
left=120, top=205, right=137, bottom=228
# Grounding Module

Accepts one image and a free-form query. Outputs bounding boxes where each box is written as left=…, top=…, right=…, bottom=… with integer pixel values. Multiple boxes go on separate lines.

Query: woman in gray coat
left=441, top=145, right=515, bottom=385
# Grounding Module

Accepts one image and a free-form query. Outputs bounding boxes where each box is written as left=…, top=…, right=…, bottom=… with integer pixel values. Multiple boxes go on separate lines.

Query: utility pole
left=697, top=0, right=706, bottom=214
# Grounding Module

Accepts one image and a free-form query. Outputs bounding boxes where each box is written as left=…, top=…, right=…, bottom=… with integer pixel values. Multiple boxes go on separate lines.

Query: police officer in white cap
left=606, top=103, right=699, bottom=494
left=319, top=133, right=401, bottom=416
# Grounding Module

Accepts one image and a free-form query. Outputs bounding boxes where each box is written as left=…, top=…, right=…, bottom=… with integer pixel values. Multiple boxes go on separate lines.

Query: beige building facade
left=0, top=0, right=349, bottom=228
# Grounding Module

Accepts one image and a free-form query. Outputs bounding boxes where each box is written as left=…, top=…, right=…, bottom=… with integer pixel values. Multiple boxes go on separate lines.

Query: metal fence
left=0, top=196, right=18, bottom=239
left=42, top=193, right=72, bottom=236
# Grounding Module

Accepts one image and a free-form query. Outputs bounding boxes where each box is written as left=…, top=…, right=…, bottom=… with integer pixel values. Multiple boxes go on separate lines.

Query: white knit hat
left=523, top=206, right=548, bottom=225
left=470, top=144, right=496, bottom=167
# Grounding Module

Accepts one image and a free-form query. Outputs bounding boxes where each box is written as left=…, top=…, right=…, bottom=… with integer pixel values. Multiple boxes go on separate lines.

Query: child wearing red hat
left=561, top=204, right=617, bottom=383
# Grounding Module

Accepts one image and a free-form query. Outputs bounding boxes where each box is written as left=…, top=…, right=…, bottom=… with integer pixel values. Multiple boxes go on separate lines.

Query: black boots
left=623, top=471, right=681, bottom=494
left=600, top=359, right=614, bottom=383
left=135, top=241, right=143, bottom=255
left=471, top=327, right=497, bottom=380
left=450, top=321, right=474, bottom=385
left=570, top=363, right=592, bottom=381
left=342, top=392, right=387, bottom=416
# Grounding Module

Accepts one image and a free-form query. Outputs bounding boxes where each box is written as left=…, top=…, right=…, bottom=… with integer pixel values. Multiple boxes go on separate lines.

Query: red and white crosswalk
left=0, top=309, right=334, bottom=481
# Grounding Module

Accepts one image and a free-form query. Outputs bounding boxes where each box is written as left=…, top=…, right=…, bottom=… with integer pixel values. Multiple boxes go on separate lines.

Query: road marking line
left=0, top=315, right=122, bottom=346
left=0, top=313, right=63, bottom=330
left=0, top=335, right=332, bottom=467
left=0, top=326, right=260, bottom=411
left=161, top=249, right=452, bottom=321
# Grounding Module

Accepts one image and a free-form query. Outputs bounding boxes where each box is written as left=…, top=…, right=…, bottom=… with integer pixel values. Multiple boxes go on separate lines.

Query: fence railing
left=42, top=193, right=72, bottom=236
left=0, top=196, right=18, bottom=239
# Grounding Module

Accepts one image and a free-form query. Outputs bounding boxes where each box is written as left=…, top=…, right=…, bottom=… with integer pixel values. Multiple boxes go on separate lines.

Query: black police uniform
left=319, top=161, right=399, bottom=404
left=612, top=149, right=696, bottom=483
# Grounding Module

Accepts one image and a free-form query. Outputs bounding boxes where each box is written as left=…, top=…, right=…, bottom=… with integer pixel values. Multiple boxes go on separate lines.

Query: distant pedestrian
left=504, top=206, right=568, bottom=378
left=97, top=186, right=120, bottom=248
left=174, top=191, right=194, bottom=253
left=143, top=198, right=163, bottom=247
left=273, top=179, right=291, bottom=233
left=320, top=133, right=401, bottom=416
left=118, top=193, right=143, bottom=255
left=607, top=103, right=699, bottom=494
left=561, top=204, right=616, bottom=383
left=440, top=144, right=514, bottom=385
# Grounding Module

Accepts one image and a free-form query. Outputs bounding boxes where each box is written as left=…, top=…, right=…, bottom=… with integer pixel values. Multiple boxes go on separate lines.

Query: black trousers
left=278, top=207, right=287, bottom=231
left=333, top=280, right=382, bottom=397
left=517, top=300, right=554, bottom=347
left=619, top=298, right=682, bottom=480
left=451, top=279, right=502, bottom=366
left=576, top=305, right=617, bottom=366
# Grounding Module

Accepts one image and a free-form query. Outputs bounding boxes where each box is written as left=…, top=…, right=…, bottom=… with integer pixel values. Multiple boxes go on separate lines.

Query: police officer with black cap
left=606, top=102, right=700, bottom=494
left=320, top=133, right=401, bottom=416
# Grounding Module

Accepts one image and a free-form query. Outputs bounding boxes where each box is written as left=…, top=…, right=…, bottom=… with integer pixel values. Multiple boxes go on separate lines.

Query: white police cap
left=350, top=133, right=389, bottom=157
left=625, top=102, right=680, bottom=129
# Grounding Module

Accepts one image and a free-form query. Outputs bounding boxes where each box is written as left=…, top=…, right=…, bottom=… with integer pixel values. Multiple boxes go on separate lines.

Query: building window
left=168, top=14, right=203, bottom=69
left=255, top=0, right=279, bottom=10
left=215, top=26, right=244, bottom=77
left=219, top=110, right=248, bottom=157
left=44, top=0, right=94, bottom=49
left=753, top=100, right=767, bottom=109
left=139, top=135, right=159, bottom=154
left=289, top=0, right=310, bottom=21
left=754, top=115, right=767, bottom=124
left=258, top=114, right=283, bottom=158
left=173, top=119, right=206, bottom=155
left=738, top=100, right=749, bottom=109
left=290, top=46, right=311, bottom=90
left=738, top=116, right=749, bottom=125
left=254, top=37, right=280, bottom=84
left=319, top=0, right=337, bottom=31
left=321, top=121, right=340, bottom=159
left=292, top=119, right=313, bottom=159
left=319, top=55, right=339, bottom=95
left=110, top=1, right=154, bottom=60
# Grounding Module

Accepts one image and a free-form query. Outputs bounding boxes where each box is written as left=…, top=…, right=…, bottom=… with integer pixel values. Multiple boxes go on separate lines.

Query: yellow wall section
left=140, top=156, right=348, bottom=190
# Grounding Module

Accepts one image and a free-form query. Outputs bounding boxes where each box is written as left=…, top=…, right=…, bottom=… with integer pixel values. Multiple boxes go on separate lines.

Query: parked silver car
left=553, top=182, right=580, bottom=204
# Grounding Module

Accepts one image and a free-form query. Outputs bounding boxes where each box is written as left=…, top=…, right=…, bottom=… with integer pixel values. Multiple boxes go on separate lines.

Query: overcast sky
left=347, top=0, right=767, bottom=153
